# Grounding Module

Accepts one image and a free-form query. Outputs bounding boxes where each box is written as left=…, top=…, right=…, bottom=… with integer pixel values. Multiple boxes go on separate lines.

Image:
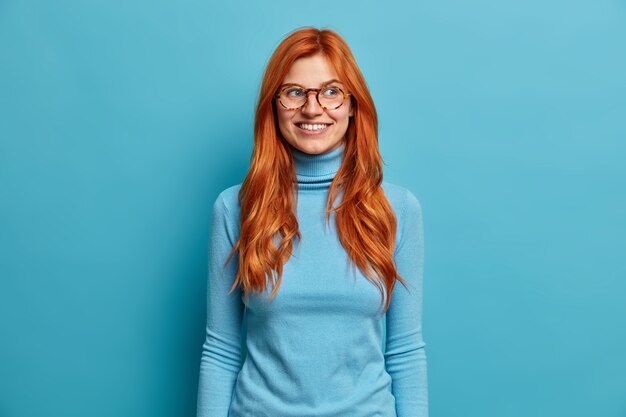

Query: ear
left=349, top=99, right=354, bottom=117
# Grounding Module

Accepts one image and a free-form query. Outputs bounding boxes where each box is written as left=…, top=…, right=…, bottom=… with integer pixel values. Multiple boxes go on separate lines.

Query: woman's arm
left=385, top=189, right=429, bottom=417
left=197, top=192, right=244, bottom=417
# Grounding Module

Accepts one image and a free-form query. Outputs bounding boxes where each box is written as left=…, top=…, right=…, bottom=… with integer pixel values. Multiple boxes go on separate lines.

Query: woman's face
left=275, top=54, right=353, bottom=155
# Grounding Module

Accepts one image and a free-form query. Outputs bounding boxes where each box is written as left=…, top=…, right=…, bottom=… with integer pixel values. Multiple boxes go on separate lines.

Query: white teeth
left=298, top=123, right=329, bottom=131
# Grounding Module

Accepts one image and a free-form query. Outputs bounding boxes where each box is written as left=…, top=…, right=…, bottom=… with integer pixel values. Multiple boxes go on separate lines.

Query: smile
left=296, top=123, right=331, bottom=132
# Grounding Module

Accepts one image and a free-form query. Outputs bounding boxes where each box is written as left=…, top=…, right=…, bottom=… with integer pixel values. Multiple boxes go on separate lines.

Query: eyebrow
left=279, top=79, right=344, bottom=89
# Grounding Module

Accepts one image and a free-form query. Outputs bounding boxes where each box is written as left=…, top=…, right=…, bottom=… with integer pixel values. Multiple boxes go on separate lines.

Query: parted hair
left=224, top=27, right=407, bottom=314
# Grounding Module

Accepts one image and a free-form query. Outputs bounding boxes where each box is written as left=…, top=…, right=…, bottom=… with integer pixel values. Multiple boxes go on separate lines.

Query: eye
left=321, top=87, right=340, bottom=97
left=284, top=87, right=305, bottom=97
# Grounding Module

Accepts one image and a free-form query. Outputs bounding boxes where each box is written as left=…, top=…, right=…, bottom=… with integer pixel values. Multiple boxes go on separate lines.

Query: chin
left=298, top=144, right=333, bottom=155
left=292, top=138, right=343, bottom=154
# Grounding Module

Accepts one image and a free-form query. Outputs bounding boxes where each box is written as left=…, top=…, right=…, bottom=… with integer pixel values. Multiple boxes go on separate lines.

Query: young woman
left=197, top=27, right=428, bottom=417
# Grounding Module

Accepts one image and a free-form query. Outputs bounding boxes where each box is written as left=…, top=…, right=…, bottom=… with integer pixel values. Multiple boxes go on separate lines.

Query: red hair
left=224, top=27, right=407, bottom=314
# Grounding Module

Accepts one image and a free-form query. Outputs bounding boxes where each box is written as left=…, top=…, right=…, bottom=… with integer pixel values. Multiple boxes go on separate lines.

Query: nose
left=301, top=91, right=323, bottom=116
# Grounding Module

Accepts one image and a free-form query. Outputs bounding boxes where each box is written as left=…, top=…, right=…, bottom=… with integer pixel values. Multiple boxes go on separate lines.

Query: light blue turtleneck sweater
left=197, top=143, right=428, bottom=417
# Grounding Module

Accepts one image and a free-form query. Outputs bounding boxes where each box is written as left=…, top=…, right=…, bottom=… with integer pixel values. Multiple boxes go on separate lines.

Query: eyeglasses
left=274, top=84, right=351, bottom=110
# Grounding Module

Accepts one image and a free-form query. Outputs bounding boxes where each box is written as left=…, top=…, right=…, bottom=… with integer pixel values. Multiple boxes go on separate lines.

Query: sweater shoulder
left=215, top=183, right=242, bottom=213
left=213, top=183, right=243, bottom=232
left=381, top=181, right=422, bottom=216
left=381, top=181, right=423, bottom=250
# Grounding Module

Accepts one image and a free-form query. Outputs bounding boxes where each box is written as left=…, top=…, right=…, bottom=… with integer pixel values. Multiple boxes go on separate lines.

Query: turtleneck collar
left=290, top=142, right=345, bottom=191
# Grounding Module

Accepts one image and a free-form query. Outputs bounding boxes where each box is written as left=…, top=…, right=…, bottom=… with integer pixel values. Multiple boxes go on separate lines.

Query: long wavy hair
left=224, top=27, right=407, bottom=314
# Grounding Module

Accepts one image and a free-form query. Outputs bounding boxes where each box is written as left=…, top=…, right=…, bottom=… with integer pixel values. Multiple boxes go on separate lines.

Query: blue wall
left=1, top=1, right=625, bottom=416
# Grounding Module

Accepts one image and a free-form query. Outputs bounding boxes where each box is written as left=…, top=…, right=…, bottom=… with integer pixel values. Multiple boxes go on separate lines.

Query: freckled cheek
left=276, top=113, right=295, bottom=139
left=276, top=111, right=294, bottom=130
left=327, top=108, right=350, bottom=122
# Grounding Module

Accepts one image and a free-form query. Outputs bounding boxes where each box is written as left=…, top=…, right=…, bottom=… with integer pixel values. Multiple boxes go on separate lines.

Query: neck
left=290, top=143, right=345, bottom=191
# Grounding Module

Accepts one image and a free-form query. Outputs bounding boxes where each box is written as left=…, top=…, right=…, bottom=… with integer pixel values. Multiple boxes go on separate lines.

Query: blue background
left=1, top=0, right=625, bottom=416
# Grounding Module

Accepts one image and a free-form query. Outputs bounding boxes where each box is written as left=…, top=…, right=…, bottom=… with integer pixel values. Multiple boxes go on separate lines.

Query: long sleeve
left=385, top=189, right=429, bottom=417
left=197, top=192, right=244, bottom=417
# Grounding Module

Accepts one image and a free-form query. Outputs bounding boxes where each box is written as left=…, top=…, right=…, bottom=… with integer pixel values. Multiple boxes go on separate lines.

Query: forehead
left=282, top=54, right=341, bottom=86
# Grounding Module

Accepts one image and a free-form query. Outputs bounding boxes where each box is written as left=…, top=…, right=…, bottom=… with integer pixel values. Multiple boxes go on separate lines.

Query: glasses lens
left=319, top=86, right=345, bottom=109
left=280, top=87, right=306, bottom=109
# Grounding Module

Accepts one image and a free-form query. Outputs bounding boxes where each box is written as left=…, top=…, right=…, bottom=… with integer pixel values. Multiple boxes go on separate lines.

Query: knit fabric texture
left=197, top=142, right=428, bottom=417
